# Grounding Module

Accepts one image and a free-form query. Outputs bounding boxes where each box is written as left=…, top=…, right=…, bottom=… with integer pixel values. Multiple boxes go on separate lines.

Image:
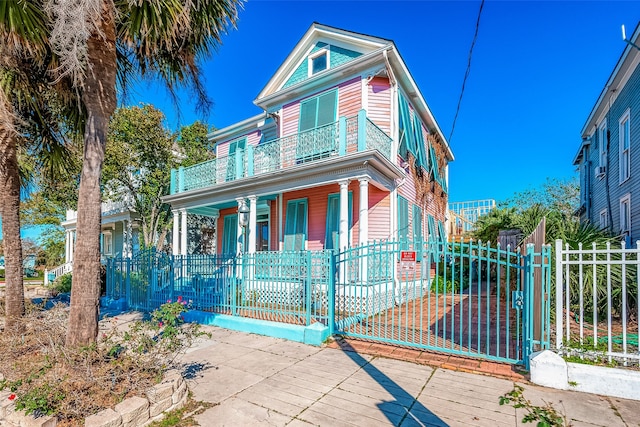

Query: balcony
left=170, top=111, right=393, bottom=195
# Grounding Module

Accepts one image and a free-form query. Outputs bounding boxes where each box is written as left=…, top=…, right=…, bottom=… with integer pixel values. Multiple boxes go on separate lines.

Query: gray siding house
left=574, top=23, right=640, bottom=246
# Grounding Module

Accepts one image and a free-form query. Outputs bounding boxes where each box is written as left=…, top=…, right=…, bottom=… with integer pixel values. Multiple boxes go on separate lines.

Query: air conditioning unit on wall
left=595, top=166, right=606, bottom=177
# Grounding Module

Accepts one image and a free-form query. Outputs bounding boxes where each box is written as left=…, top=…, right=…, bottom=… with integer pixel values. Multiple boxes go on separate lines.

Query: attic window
left=309, top=49, right=329, bottom=76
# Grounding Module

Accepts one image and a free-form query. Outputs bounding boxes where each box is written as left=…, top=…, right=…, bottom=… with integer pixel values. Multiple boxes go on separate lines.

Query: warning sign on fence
left=400, top=251, right=416, bottom=271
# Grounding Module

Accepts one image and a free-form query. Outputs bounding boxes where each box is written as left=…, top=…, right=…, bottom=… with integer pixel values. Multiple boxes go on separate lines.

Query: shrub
left=50, top=272, right=72, bottom=295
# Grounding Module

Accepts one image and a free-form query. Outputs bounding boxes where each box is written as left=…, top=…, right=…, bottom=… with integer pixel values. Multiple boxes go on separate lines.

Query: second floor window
left=620, top=194, right=631, bottom=238
left=619, top=109, right=630, bottom=183
left=598, top=121, right=607, bottom=169
left=599, top=209, right=608, bottom=229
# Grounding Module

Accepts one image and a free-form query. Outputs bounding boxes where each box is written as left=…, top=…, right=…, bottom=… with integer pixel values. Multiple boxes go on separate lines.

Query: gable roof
left=254, top=23, right=454, bottom=161
left=257, top=23, right=392, bottom=99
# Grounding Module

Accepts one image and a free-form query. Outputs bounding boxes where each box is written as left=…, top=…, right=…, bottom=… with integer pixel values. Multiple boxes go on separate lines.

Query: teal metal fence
left=334, top=239, right=551, bottom=366
left=106, top=240, right=551, bottom=365
left=106, top=249, right=332, bottom=326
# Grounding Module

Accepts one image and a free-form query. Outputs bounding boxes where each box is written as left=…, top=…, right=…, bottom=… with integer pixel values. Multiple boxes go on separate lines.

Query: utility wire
left=448, top=0, right=485, bottom=144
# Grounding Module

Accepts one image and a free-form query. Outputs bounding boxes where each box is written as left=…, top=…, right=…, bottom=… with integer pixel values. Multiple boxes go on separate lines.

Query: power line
left=448, top=0, right=485, bottom=145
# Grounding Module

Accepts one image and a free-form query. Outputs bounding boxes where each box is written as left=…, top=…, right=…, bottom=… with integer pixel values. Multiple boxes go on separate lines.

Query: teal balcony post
left=247, top=145, right=254, bottom=177
left=357, top=109, right=367, bottom=152
left=305, top=251, right=312, bottom=326
left=170, top=169, right=177, bottom=194
left=235, top=149, right=243, bottom=179
left=339, top=116, right=347, bottom=156
left=178, top=167, right=185, bottom=192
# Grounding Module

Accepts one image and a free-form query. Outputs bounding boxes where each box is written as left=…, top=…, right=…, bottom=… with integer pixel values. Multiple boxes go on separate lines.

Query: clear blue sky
left=11, top=1, right=640, bottom=241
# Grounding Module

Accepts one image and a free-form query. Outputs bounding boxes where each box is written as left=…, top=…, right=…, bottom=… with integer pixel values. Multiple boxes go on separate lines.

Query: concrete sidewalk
left=179, top=326, right=639, bottom=427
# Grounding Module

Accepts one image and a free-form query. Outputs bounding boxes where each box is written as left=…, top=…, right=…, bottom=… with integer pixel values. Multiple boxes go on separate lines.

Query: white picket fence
left=44, top=262, right=73, bottom=286
left=555, top=239, right=640, bottom=366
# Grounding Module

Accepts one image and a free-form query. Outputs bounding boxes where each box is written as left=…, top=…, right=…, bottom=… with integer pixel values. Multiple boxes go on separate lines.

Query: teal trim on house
left=325, top=192, right=352, bottom=250
left=427, top=214, right=436, bottom=241
left=226, top=138, right=246, bottom=182
left=284, top=199, right=308, bottom=251
left=398, top=195, right=409, bottom=241
left=283, top=42, right=362, bottom=88
left=438, top=220, right=446, bottom=241
left=298, top=89, right=338, bottom=132
left=222, top=215, right=238, bottom=255
left=412, top=204, right=423, bottom=260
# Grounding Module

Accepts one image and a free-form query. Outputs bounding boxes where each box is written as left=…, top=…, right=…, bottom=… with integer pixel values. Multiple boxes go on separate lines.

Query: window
left=101, top=231, right=113, bottom=256
left=297, top=90, right=338, bottom=162
left=619, top=109, right=630, bottom=183
left=620, top=194, right=631, bottom=241
left=308, top=49, right=329, bottom=76
left=599, top=209, right=608, bottom=229
left=324, top=193, right=352, bottom=250
left=284, top=199, right=308, bottom=251
left=427, top=214, right=437, bottom=241
left=226, top=138, right=246, bottom=181
left=256, top=212, right=270, bottom=252
left=598, top=121, right=607, bottom=169
left=397, top=196, right=409, bottom=243
left=221, top=215, right=238, bottom=255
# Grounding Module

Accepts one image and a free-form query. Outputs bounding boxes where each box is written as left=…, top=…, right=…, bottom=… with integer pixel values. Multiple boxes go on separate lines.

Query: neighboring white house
left=45, top=200, right=140, bottom=285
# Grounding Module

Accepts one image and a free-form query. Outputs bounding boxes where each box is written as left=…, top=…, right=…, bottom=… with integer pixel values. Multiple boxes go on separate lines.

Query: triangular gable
left=257, top=23, right=390, bottom=100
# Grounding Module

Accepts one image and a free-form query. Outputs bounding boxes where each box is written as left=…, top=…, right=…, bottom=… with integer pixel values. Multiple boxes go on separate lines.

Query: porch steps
left=326, top=336, right=527, bottom=382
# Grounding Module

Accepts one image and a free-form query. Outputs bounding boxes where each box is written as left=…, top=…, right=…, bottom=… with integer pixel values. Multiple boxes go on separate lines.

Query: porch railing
left=555, top=239, right=640, bottom=366
left=170, top=109, right=393, bottom=194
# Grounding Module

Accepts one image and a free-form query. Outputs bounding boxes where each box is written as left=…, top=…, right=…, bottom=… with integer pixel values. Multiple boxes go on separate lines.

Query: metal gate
left=334, top=239, right=551, bottom=365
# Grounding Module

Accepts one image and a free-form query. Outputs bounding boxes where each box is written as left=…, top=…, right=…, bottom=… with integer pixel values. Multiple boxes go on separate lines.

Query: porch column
left=70, top=231, right=75, bottom=263
left=172, top=210, right=180, bottom=255
left=64, top=230, right=71, bottom=264
left=180, top=208, right=188, bottom=255
left=359, top=178, right=369, bottom=284
left=248, top=196, right=257, bottom=254
left=339, top=180, right=350, bottom=251
left=338, top=179, right=350, bottom=285
left=358, top=178, right=369, bottom=245
left=236, top=198, right=245, bottom=254
left=122, top=220, right=128, bottom=258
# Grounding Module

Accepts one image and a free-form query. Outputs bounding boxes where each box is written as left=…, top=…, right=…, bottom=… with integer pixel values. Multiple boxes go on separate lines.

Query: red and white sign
left=400, top=251, right=416, bottom=271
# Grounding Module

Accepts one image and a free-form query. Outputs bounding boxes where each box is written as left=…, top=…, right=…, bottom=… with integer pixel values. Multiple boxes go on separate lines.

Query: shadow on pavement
left=339, top=340, right=448, bottom=426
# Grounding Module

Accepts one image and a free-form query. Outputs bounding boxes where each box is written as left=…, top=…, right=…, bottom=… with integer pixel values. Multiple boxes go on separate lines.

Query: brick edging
left=0, top=371, right=188, bottom=427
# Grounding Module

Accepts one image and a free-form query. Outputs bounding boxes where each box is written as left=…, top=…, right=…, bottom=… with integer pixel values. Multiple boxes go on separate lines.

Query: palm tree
left=46, top=0, right=242, bottom=346
left=1, top=0, right=82, bottom=331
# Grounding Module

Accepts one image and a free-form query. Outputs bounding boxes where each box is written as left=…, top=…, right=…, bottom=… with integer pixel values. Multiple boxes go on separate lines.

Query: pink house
left=164, top=23, right=453, bottom=258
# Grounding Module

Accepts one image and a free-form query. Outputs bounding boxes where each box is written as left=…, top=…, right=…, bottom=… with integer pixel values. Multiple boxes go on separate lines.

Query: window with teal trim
left=297, top=90, right=337, bottom=162
left=427, top=214, right=436, bottom=242
left=412, top=204, right=423, bottom=260
left=398, top=196, right=409, bottom=244
left=310, top=50, right=328, bottom=75
left=325, top=192, right=352, bottom=250
left=284, top=199, right=308, bottom=251
left=222, top=215, right=238, bottom=255
left=438, top=220, right=446, bottom=242
left=225, top=138, right=246, bottom=181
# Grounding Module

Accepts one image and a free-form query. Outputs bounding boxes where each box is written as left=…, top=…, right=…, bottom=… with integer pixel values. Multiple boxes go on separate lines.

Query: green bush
left=51, top=273, right=72, bottom=294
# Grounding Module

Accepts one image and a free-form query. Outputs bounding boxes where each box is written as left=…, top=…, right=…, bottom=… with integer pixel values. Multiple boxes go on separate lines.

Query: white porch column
left=338, top=180, right=350, bottom=285
left=69, top=231, right=75, bottom=263
left=64, top=231, right=71, bottom=264
left=339, top=180, right=350, bottom=251
left=122, top=220, right=129, bottom=258
left=180, top=208, right=188, bottom=255
left=248, top=196, right=257, bottom=254
left=359, top=178, right=369, bottom=283
left=172, top=210, right=180, bottom=255
left=359, top=178, right=369, bottom=246
left=236, top=198, right=245, bottom=255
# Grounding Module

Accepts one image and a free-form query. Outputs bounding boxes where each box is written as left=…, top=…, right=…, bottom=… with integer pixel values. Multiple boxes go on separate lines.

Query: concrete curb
left=530, top=350, right=640, bottom=401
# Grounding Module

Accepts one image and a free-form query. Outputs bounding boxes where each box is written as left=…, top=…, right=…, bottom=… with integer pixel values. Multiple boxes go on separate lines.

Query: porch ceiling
left=163, top=150, right=403, bottom=211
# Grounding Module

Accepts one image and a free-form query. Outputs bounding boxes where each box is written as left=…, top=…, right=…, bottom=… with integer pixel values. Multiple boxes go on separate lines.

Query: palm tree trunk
left=0, top=112, right=25, bottom=331
left=65, top=0, right=117, bottom=346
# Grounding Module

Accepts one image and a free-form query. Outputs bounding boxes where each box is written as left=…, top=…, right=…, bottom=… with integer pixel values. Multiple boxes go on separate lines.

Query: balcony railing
left=170, top=110, right=393, bottom=195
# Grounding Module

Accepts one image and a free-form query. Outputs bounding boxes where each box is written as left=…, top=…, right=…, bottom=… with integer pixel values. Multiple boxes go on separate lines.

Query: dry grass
left=0, top=298, right=202, bottom=426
